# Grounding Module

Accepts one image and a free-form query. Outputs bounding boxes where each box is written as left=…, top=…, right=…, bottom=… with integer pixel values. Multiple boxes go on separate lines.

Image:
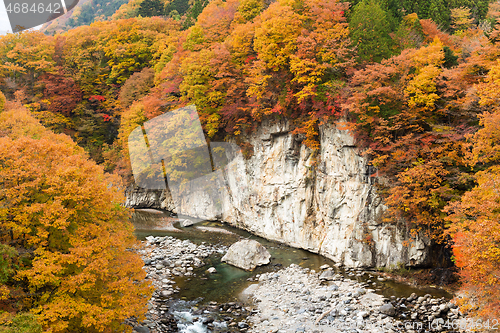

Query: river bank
left=246, top=264, right=464, bottom=333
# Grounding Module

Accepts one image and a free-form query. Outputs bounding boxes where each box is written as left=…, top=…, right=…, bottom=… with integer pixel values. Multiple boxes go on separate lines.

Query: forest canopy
left=1, top=0, right=500, bottom=326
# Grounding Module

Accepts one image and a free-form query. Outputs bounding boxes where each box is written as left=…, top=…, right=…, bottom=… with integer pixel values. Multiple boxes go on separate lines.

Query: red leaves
left=42, top=74, right=83, bottom=117
left=244, top=55, right=256, bottom=64
left=89, top=95, right=106, bottom=102
left=419, top=133, right=436, bottom=147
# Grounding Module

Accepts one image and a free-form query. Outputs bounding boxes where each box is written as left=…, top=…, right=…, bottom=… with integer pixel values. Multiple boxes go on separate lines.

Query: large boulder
left=221, top=239, right=271, bottom=271
left=179, top=219, right=194, bottom=227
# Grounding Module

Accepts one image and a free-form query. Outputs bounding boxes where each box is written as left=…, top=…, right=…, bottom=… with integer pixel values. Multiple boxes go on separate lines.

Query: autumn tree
left=118, top=68, right=155, bottom=108
left=347, top=37, right=477, bottom=244
left=235, top=0, right=264, bottom=22
left=449, top=0, right=492, bottom=21
left=0, top=312, right=42, bottom=333
left=109, top=101, right=148, bottom=177
left=391, top=13, right=425, bottom=52
left=60, top=17, right=179, bottom=94
left=446, top=165, right=500, bottom=318
left=443, top=61, right=500, bottom=319
left=451, top=6, right=475, bottom=33
left=112, top=0, right=143, bottom=19
left=0, top=31, right=55, bottom=94
left=41, top=74, right=83, bottom=117
left=0, top=105, right=152, bottom=332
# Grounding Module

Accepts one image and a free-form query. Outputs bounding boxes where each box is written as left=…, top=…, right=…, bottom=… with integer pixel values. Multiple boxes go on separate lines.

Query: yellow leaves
left=403, top=40, right=445, bottom=110
left=289, top=54, right=326, bottom=101
left=468, top=111, right=500, bottom=165
left=183, top=25, right=206, bottom=51
left=152, top=34, right=177, bottom=75
left=289, top=39, right=325, bottom=79
left=179, top=49, right=221, bottom=110
left=371, top=154, right=389, bottom=168
left=451, top=7, right=474, bottom=33
left=246, top=60, right=271, bottom=100
left=0, top=285, right=10, bottom=301
left=0, top=30, right=56, bottom=80
left=476, top=60, right=500, bottom=107
left=227, top=22, right=255, bottom=62
left=410, top=37, right=444, bottom=68
left=236, top=0, right=264, bottom=22
left=206, top=113, right=221, bottom=138
left=292, top=116, right=320, bottom=150
left=253, top=2, right=303, bottom=70
left=196, top=0, right=239, bottom=43
left=118, top=102, right=147, bottom=152
left=405, top=65, right=442, bottom=109
left=293, top=84, right=317, bottom=103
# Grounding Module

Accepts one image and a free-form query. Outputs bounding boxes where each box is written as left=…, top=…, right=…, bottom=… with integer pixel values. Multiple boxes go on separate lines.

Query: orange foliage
left=420, top=19, right=453, bottom=48
left=0, top=105, right=152, bottom=332
left=446, top=166, right=500, bottom=319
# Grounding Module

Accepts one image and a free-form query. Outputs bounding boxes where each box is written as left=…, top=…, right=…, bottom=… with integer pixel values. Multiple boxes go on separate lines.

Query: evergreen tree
left=165, top=0, right=190, bottom=16
left=181, top=0, right=209, bottom=30
left=349, top=0, right=394, bottom=63
left=398, top=0, right=449, bottom=29
left=138, top=0, right=164, bottom=17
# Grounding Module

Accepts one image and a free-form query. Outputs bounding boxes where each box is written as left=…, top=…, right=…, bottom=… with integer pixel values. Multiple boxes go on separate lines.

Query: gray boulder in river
left=179, top=219, right=194, bottom=227
left=222, top=239, right=271, bottom=271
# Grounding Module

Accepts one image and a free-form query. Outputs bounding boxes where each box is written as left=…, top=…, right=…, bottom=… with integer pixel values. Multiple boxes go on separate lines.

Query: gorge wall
left=125, top=120, right=430, bottom=268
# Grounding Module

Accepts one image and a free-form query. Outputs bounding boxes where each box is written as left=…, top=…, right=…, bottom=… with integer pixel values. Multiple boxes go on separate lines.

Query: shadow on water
left=132, top=210, right=452, bottom=305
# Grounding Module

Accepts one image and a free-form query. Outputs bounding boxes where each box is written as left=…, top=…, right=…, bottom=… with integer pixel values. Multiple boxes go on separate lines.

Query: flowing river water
left=131, top=209, right=453, bottom=332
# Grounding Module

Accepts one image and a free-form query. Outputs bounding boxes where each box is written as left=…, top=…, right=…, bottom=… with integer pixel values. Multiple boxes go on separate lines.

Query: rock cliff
left=125, top=120, right=430, bottom=268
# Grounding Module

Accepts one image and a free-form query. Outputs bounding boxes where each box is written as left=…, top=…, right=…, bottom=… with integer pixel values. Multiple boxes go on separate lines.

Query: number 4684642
left=5, top=2, right=62, bottom=14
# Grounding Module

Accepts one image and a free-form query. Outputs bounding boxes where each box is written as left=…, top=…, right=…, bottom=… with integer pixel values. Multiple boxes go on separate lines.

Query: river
left=131, top=209, right=453, bottom=332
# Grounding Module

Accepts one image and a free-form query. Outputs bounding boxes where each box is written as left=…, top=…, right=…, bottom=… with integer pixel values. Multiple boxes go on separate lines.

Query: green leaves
left=349, top=0, right=394, bottom=63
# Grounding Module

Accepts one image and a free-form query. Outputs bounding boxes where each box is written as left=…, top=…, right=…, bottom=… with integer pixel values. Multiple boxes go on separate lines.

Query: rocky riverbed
left=132, top=235, right=252, bottom=332
left=246, top=264, right=465, bottom=333
left=130, top=233, right=466, bottom=333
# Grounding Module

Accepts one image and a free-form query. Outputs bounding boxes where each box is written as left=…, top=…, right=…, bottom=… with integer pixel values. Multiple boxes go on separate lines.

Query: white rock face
left=221, top=239, right=271, bottom=271
left=125, top=120, right=430, bottom=268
